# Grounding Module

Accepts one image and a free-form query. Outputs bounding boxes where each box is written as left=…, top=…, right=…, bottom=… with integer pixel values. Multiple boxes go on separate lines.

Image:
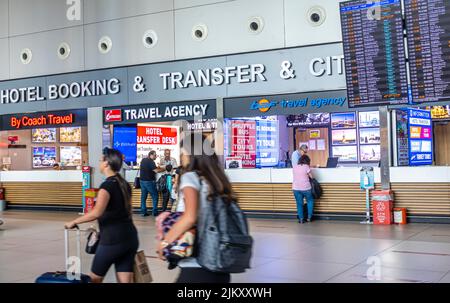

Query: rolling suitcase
left=35, top=228, right=91, bottom=283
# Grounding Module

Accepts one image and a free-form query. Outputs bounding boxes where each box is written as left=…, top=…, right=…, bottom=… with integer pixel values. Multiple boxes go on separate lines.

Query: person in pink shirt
left=292, top=155, right=314, bottom=224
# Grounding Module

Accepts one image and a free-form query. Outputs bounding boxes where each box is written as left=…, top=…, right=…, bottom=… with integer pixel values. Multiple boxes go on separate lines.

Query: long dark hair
left=180, top=133, right=236, bottom=204
left=102, top=147, right=132, bottom=215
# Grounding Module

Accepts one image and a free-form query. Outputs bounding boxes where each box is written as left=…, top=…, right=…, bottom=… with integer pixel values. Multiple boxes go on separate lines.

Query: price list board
left=405, top=0, right=450, bottom=103
left=340, top=0, right=409, bottom=107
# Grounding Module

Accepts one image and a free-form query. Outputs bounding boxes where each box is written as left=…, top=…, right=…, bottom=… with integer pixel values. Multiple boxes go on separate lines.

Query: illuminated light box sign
left=256, top=120, right=279, bottom=167
left=230, top=120, right=257, bottom=168
left=407, top=108, right=433, bottom=166
left=113, top=126, right=137, bottom=164
left=0, top=109, right=87, bottom=131
left=136, top=124, right=180, bottom=165
left=103, top=100, right=216, bottom=125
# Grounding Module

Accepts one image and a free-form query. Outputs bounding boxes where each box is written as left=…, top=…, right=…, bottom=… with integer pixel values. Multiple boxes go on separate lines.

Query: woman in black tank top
left=65, top=148, right=139, bottom=283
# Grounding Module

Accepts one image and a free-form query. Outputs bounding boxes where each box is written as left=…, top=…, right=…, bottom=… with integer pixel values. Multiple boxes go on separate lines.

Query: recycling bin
left=372, top=190, right=394, bottom=225
left=84, top=189, right=99, bottom=214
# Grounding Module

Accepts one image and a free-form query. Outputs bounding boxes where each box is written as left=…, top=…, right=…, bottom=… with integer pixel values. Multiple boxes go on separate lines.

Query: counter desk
left=1, top=167, right=448, bottom=219
left=225, top=167, right=450, bottom=218
left=0, top=170, right=83, bottom=208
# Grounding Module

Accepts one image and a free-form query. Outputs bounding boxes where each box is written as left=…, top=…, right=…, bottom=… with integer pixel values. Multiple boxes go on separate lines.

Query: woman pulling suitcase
left=65, top=148, right=139, bottom=283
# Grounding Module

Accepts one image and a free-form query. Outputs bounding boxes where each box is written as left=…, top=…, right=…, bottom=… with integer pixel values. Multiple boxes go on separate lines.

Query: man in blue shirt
left=291, top=144, right=309, bottom=166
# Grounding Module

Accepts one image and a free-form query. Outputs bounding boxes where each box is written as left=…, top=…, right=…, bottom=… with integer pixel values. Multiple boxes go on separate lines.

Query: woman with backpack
left=156, top=133, right=248, bottom=283
left=292, top=154, right=315, bottom=224
left=65, top=148, right=139, bottom=283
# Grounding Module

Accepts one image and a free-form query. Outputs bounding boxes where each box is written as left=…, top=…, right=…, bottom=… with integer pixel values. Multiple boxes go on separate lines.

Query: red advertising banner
left=230, top=120, right=256, bottom=168
left=137, top=125, right=178, bottom=145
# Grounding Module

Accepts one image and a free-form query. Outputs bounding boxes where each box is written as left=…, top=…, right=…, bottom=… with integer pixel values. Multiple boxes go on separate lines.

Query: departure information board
left=405, top=0, right=450, bottom=103
left=340, top=0, right=409, bottom=108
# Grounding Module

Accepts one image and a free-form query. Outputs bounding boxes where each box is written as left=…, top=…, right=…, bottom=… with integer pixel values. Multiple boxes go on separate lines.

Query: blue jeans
left=140, top=180, right=158, bottom=215
left=293, top=190, right=314, bottom=220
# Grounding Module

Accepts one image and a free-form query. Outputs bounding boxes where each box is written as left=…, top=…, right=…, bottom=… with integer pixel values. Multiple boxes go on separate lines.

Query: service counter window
left=224, top=111, right=382, bottom=169
left=106, top=120, right=218, bottom=169
left=0, top=110, right=88, bottom=171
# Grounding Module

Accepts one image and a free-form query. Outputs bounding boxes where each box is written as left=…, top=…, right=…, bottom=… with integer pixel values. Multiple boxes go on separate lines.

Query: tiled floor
left=1, top=210, right=450, bottom=283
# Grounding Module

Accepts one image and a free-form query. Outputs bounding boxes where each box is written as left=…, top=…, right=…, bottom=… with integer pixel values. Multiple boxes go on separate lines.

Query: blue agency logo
left=250, top=97, right=347, bottom=112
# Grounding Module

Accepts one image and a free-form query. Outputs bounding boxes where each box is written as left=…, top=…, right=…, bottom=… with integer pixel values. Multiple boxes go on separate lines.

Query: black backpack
left=310, top=178, right=323, bottom=199
left=197, top=195, right=253, bottom=273
left=156, top=174, right=168, bottom=192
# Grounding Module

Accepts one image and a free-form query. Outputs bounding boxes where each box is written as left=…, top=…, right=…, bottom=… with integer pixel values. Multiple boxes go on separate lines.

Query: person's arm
left=157, top=186, right=198, bottom=259
left=291, top=151, right=299, bottom=166
left=307, top=166, right=313, bottom=179
left=65, top=189, right=110, bottom=228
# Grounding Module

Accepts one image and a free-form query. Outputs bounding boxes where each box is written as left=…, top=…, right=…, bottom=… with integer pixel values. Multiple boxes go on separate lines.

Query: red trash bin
left=0, top=188, right=5, bottom=200
left=372, top=190, right=394, bottom=225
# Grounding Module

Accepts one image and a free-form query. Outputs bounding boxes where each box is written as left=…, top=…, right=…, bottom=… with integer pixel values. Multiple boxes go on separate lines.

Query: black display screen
left=340, top=0, right=409, bottom=107
left=404, top=0, right=450, bottom=103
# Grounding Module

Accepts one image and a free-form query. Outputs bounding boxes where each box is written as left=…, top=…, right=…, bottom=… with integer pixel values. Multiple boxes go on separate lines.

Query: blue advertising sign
left=407, top=108, right=433, bottom=166
left=113, top=126, right=137, bottom=164
left=256, top=120, right=279, bottom=167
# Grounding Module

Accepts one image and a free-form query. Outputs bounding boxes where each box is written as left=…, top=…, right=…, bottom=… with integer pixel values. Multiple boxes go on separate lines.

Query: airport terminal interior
left=0, top=0, right=449, bottom=286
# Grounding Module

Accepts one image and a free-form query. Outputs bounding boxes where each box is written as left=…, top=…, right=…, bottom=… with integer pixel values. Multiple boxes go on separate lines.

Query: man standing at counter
left=140, top=151, right=164, bottom=217
left=291, top=144, right=309, bottom=166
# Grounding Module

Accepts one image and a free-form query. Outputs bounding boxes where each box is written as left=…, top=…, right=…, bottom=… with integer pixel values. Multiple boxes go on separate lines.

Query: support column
left=379, top=106, right=391, bottom=190
left=88, top=107, right=104, bottom=188
left=215, top=97, right=225, bottom=165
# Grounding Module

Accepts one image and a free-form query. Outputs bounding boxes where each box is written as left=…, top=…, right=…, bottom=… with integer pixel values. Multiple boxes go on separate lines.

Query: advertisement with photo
left=360, top=145, right=381, bottom=162
left=286, top=113, right=330, bottom=127
left=331, top=112, right=356, bottom=129
left=60, top=127, right=82, bottom=143
left=359, top=111, right=380, bottom=128
left=332, top=146, right=358, bottom=162
left=359, top=128, right=381, bottom=144
left=332, top=129, right=357, bottom=145
left=33, top=147, right=57, bottom=168
left=60, top=146, right=82, bottom=167
left=32, top=128, right=57, bottom=143
left=225, top=156, right=243, bottom=169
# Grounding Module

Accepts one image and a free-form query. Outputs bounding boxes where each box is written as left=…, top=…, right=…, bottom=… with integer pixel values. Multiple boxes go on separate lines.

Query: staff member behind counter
left=291, top=144, right=309, bottom=166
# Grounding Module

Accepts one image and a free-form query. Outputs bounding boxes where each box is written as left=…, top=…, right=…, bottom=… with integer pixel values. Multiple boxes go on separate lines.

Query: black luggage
left=35, top=228, right=91, bottom=283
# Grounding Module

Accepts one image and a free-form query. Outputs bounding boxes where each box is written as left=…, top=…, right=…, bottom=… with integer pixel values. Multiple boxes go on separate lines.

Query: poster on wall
left=332, top=146, right=358, bottom=162
left=60, top=127, right=82, bottom=143
left=32, top=147, right=57, bottom=168
left=256, top=120, right=279, bottom=167
left=309, top=130, right=320, bottom=138
left=331, top=112, right=356, bottom=129
left=359, top=111, right=380, bottom=128
left=113, top=126, right=137, bottom=164
left=136, top=124, right=180, bottom=165
left=230, top=120, right=257, bottom=168
left=359, top=128, right=381, bottom=145
left=360, top=145, right=381, bottom=162
left=332, top=129, right=357, bottom=145
left=60, top=146, right=82, bottom=167
left=32, top=128, right=57, bottom=143
left=408, top=109, right=433, bottom=166
left=286, top=113, right=330, bottom=127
